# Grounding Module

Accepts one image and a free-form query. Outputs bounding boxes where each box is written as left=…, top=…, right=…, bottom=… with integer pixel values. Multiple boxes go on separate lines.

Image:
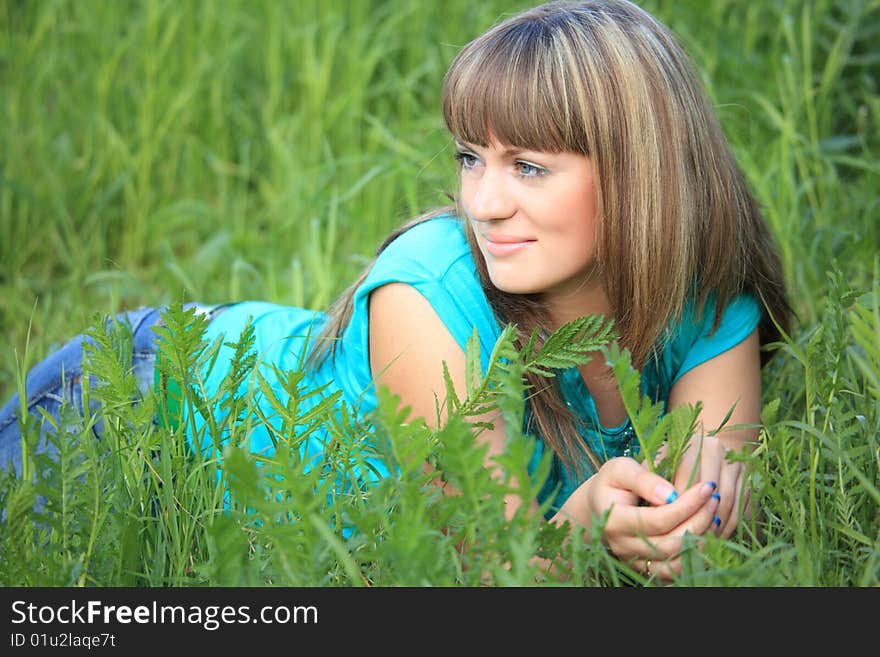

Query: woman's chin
left=487, top=274, right=542, bottom=295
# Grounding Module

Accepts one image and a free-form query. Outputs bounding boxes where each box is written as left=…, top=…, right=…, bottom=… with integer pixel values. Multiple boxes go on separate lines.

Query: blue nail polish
left=711, top=492, right=721, bottom=501
left=713, top=516, right=721, bottom=526
left=665, top=490, right=679, bottom=504
left=708, top=481, right=717, bottom=490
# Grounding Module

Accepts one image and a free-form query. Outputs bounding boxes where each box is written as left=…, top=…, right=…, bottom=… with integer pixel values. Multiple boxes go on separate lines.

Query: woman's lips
left=483, top=235, right=536, bottom=257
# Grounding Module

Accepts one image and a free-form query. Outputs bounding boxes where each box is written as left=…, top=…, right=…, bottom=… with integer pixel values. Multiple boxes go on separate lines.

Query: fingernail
left=700, top=482, right=716, bottom=497
left=713, top=516, right=721, bottom=527
left=711, top=492, right=721, bottom=502
left=656, top=485, right=678, bottom=504
left=708, top=481, right=717, bottom=490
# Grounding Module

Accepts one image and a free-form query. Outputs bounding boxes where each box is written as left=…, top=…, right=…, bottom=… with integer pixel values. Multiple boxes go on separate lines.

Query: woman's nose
left=465, top=169, right=515, bottom=222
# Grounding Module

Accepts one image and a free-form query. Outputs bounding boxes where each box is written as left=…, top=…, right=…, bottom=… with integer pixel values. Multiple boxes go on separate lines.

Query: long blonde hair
left=312, top=0, right=792, bottom=477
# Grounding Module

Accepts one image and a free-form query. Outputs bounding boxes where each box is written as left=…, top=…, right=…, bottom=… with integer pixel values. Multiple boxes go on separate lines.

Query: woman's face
left=457, top=138, right=601, bottom=305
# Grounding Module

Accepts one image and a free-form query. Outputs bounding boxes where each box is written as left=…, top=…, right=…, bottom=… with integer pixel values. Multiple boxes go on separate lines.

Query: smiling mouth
left=483, top=236, right=536, bottom=257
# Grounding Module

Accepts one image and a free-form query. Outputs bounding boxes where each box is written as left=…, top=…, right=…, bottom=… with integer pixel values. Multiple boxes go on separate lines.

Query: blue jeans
left=0, top=303, right=223, bottom=479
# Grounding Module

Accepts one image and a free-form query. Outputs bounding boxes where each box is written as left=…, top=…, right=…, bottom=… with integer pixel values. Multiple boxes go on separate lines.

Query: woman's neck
left=542, top=275, right=626, bottom=425
left=542, top=278, right=611, bottom=332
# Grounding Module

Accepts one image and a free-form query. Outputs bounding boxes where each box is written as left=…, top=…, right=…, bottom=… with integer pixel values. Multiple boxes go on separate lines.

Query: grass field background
left=0, top=0, right=878, bottom=585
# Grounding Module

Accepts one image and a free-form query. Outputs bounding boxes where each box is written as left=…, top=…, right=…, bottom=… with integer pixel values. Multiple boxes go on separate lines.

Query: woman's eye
left=516, top=161, right=546, bottom=177
left=454, top=151, right=478, bottom=169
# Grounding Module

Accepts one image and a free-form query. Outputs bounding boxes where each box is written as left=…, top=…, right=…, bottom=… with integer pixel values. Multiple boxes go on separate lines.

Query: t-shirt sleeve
left=361, top=254, right=496, bottom=364
left=673, top=293, right=762, bottom=384
left=333, top=217, right=500, bottom=410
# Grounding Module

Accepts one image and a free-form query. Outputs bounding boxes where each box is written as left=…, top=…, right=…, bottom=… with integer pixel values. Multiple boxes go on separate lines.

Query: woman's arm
left=368, top=282, right=719, bottom=580
left=666, top=328, right=762, bottom=537
left=368, top=282, right=530, bottom=516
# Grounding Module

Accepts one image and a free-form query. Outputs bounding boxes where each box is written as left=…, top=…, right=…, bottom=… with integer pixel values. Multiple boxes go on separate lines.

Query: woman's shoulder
left=656, top=291, right=762, bottom=388
left=339, top=212, right=499, bottom=399
left=678, top=292, right=762, bottom=340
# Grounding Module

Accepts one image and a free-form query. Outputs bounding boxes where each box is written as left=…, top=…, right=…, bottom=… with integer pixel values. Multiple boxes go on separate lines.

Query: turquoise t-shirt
left=184, top=214, right=761, bottom=515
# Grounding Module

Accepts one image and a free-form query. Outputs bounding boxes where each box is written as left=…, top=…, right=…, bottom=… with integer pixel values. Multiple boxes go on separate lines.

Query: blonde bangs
left=441, top=20, right=591, bottom=155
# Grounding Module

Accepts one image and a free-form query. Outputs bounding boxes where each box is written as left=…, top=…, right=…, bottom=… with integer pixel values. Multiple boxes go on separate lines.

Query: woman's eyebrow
left=454, top=140, right=529, bottom=158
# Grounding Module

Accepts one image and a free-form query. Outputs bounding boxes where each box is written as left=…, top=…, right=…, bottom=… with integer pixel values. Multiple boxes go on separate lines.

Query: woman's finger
left=673, top=433, right=725, bottom=493
left=603, top=457, right=678, bottom=506
left=679, top=484, right=720, bottom=539
left=609, top=480, right=719, bottom=553
left=711, top=458, right=734, bottom=536
left=719, top=465, right=748, bottom=538
left=631, top=554, right=682, bottom=583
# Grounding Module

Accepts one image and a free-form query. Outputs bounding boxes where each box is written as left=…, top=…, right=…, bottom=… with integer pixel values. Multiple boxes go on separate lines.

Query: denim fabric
left=0, top=307, right=160, bottom=478
left=0, top=303, right=222, bottom=479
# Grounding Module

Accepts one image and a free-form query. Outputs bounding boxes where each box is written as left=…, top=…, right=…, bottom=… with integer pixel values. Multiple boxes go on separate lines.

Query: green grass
left=0, top=0, right=878, bottom=586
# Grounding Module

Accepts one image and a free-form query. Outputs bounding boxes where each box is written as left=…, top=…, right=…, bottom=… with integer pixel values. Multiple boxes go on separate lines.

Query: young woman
left=0, top=0, right=791, bottom=581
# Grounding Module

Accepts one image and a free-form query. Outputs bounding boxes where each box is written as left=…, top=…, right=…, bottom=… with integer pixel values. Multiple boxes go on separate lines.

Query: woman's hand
left=665, top=433, right=751, bottom=538
left=665, top=330, right=762, bottom=540
left=556, top=457, right=719, bottom=580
